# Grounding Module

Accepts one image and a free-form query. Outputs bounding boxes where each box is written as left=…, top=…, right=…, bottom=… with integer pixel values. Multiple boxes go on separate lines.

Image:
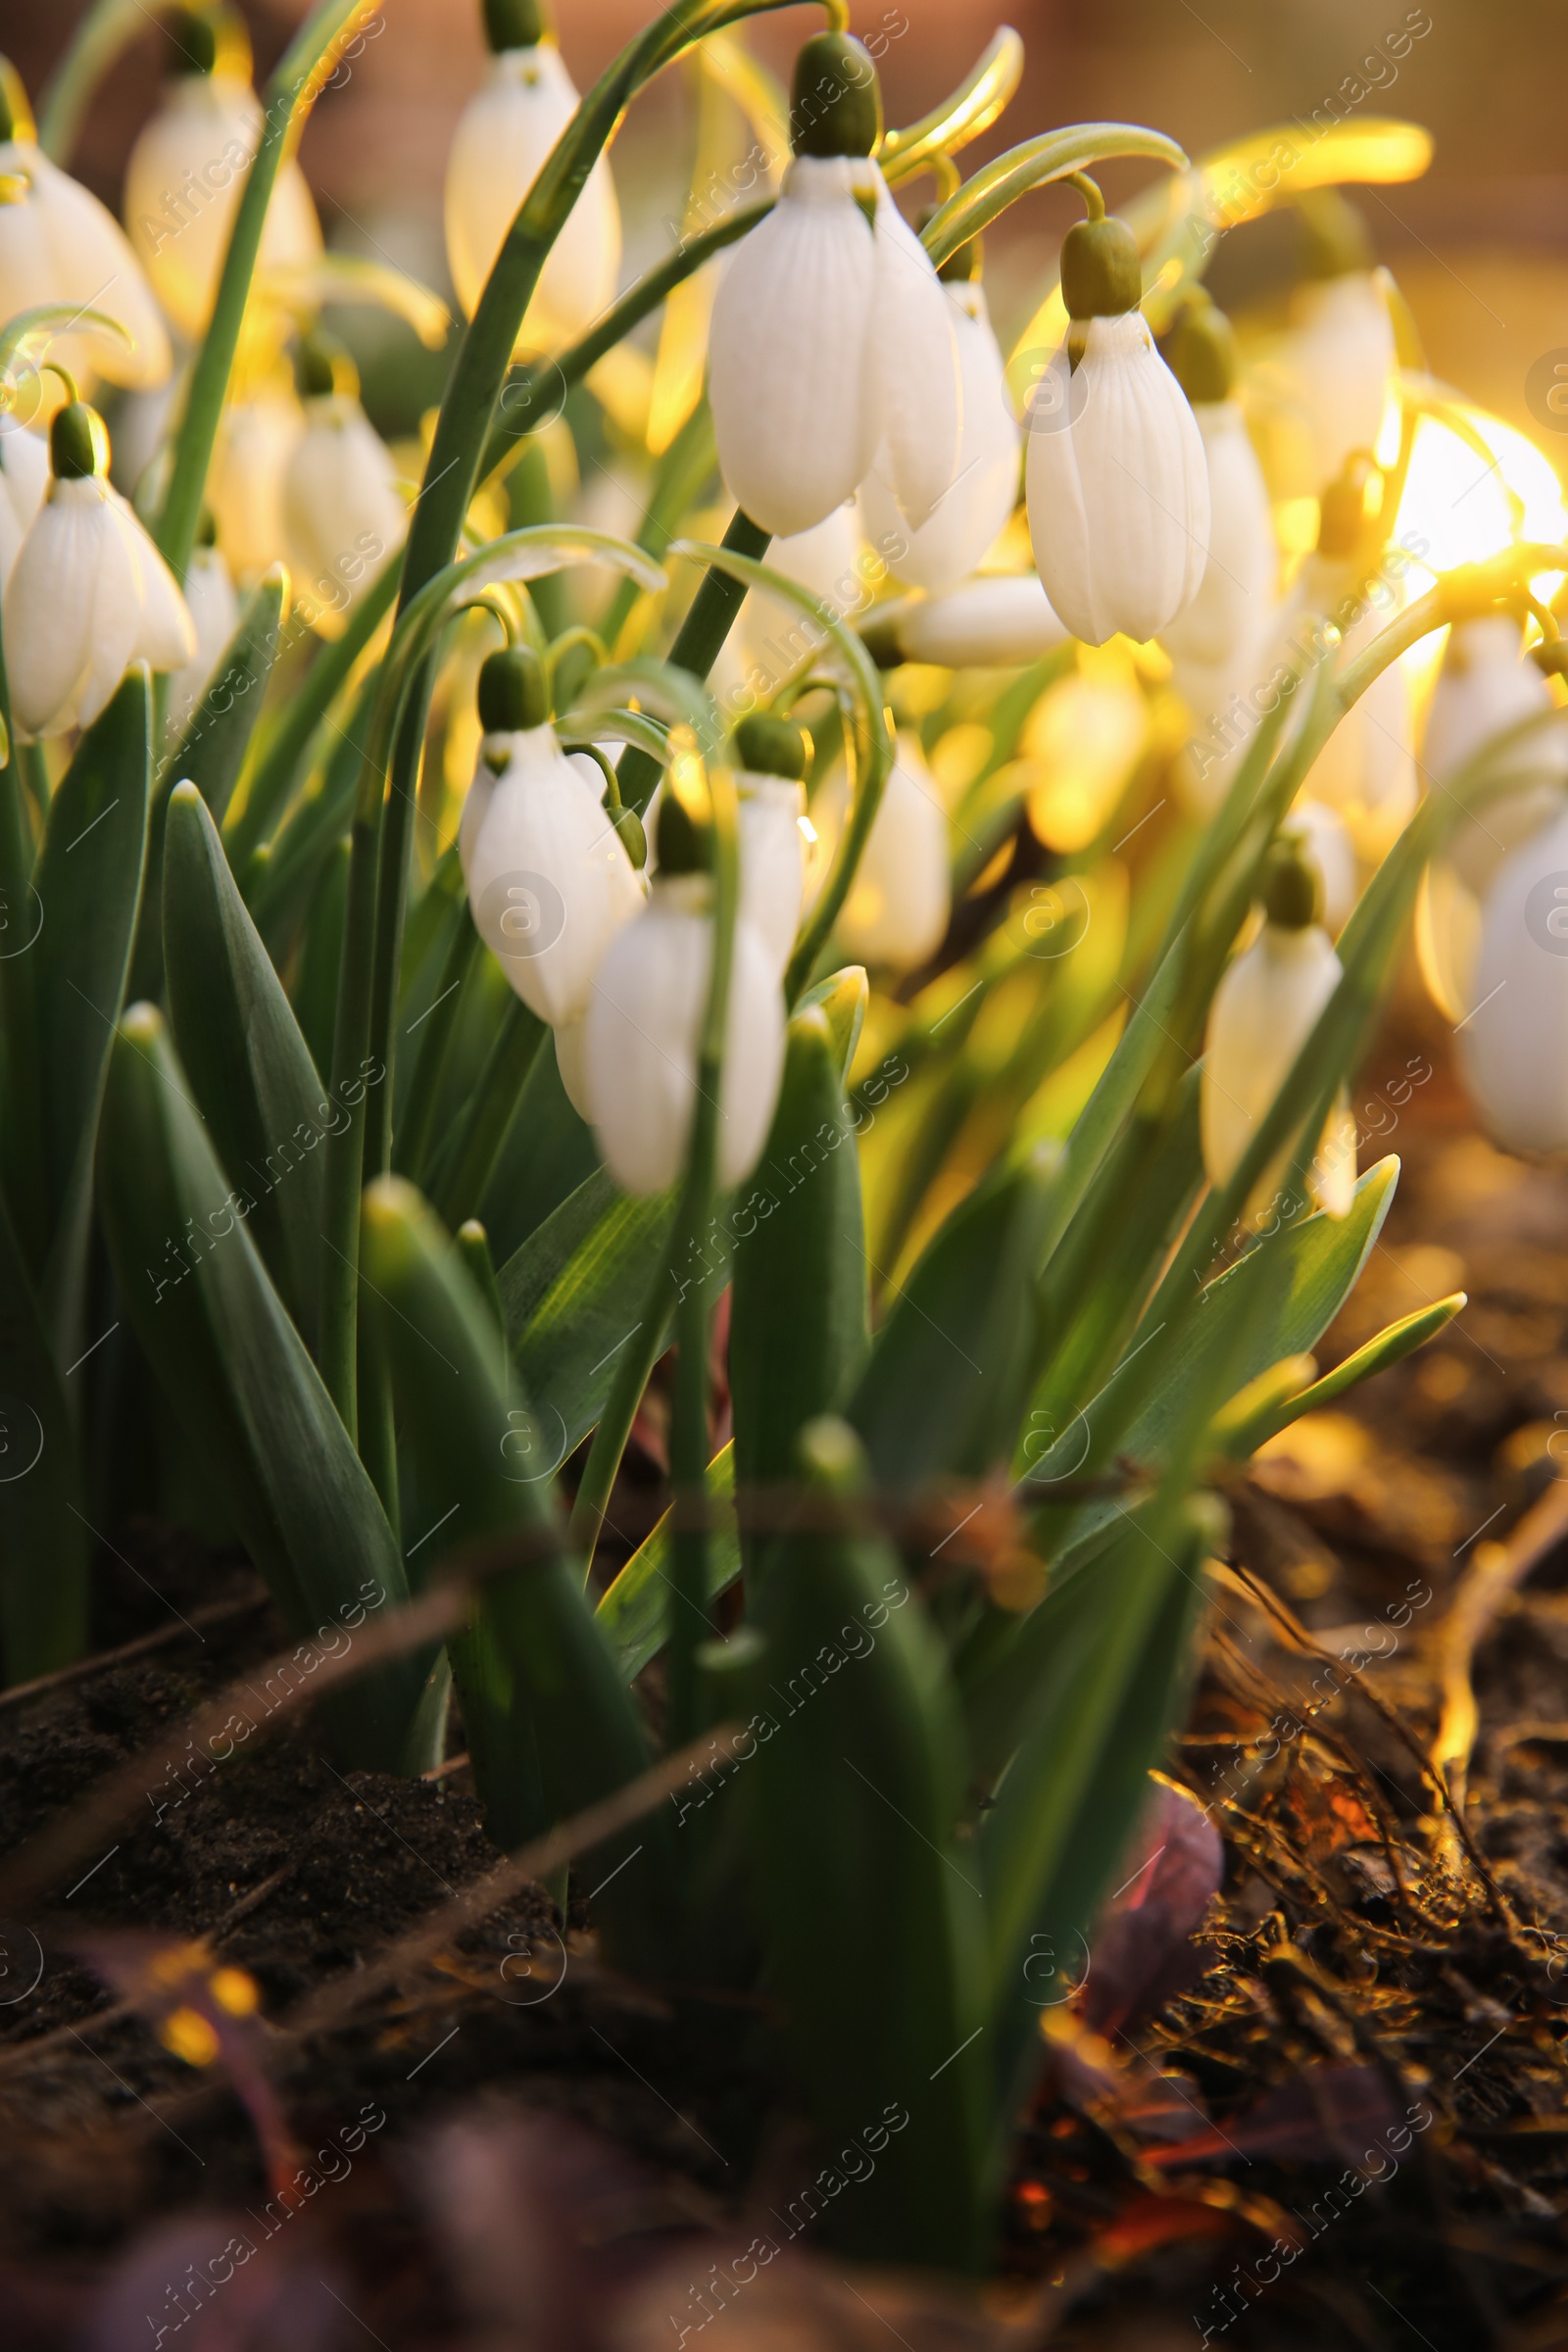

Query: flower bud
left=281, top=356, right=406, bottom=639
left=1163, top=292, right=1237, bottom=405
left=1159, top=311, right=1276, bottom=669
left=49, top=396, right=108, bottom=481
left=1059, top=214, right=1142, bottom=320
left=733, top=715, right=810, bottom=980
left=482, top=0, right=546, bottom=49
left=168, top=536, right=240, bottom=729
left=582, top=876, right=786, bottom=1196
left=733, top=712, right=807, bottom=780
left=826, top=729, right=950, bottom=973
left=478, top=644, right=550, bottom=733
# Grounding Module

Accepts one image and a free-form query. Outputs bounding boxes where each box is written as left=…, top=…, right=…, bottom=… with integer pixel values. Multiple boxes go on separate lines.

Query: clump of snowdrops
left=0, top=0, right=1562, bottom=2271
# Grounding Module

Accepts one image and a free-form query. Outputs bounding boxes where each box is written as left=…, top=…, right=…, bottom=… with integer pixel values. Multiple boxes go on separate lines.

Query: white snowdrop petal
left=466, top=728, right=643, bottom=1027
left=1027, top=313, right=1209, bottom=647
left=553, top=1011, right=594, bottom=1123
left=860, top=281, right=1018, bottom=592
left=0, top=424, right=48, bottom=588
left=897, top=572, right=1067, bottom=668
left=110, top=489, right=198, bottom=672
left=1159, top=399, right=1275, bottom=666
left=1288, top=797, right=1358, bottom=934
left=3, top=481, right=109, bottom=735
left=709, top=156, right=878, bottom=538
left=738, top=503, right=863, bottom=684
left=1457, top=805, right=1568, bottom=1154
left=1280, top=273, right=1394, bottom=494
left=209, top=390, right=304, bottom=582
left=869, top=179, right=961, bottom=533
left=14, top=143, right=171, bottom=389
left=79, top=489, right=153, bottom=730
left=737, top=773, right=807, bottom=978
left=167, top=543, right=239, bottom=726
left=445, top=46, right=619, bottom=347
left=833, top=730, right=951, bottom=972
left=282, top=398, right=406, bottom=634
left=1200, top=922, right=1344, bottom=1200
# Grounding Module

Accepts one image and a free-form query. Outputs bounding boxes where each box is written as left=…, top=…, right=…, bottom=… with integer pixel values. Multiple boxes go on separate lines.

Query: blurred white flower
left=4, top=396, right=193, bottom=738
left=709, top=151, right=958, bottom=539
left=1302, top=608, right=1417, bottom=862
left=858, top=272, right=1018, bottom=592
left=444, top=29, right=619, bottom=353
left=1456, top=802, right=1568, bottom=1154
left=126, top=55, right=320, bottom=342
left=739, top=502, right=863, bottom=683
left=1423, top=614, right=1568, bottom=804
left=0, top=421, right=48, bottom=585
left=1287, top=797, right=1357, bottom=934
left=1159, top=399, right=1275, bottom=666
left=1201, top=842, right=1352, bottom=1218
left=0, top=79, right=170, bottom=390
left=281, top=358, right=404, bottom=637
left=896, top=571, right=1067, bottom=668
left=1278, top=271, right=1394, bottom=496
left=166, top=538, right=239, bottom=730
left=1026, top=311, right=1209, bottom=647
left=830, top=728, right=950, bottom=973
left=209, top=383, right=304, bottom=584
left=583, top=872, right=785, bottom=1196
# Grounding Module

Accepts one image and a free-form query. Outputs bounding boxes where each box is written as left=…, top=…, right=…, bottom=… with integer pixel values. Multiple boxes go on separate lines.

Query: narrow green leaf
left=850, top=1147, right=1060, bottom=1488
left=95, top=1005, right=426, bottom=1771
left=163, top=782, right=333, bottom=1344
left=361, top=1177, right=675, bottom=1968
left=165, top=569, right=287, bottom=823
left=0, top=1186, right=87, bottom=1680
left=1233, top=1291, right=1465, bottom=1455
left=595, top=1442, right=740, bottom=1685
left=922, top=123, right=1189, bottom=269
left=32, top=667, right=152, bottom=1346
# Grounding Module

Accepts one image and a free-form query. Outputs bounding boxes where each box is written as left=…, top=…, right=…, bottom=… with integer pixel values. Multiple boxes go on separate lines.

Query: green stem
left=615, top=509, right=771, bottom=816
left=598, top=397, right=718, bottom=655
left=225, top=556, right=400, bottom=861
left=397, top=916, right=480, bottom=1185
left=567, top=1250, right=673, bottom=1574
left=36, top=0, right=147, bottom=161
left=431, top=995, right=548, bottom=1229
left=366, top=674, right=435, bottom=1179
left=154, top=0, right=377, bottom=580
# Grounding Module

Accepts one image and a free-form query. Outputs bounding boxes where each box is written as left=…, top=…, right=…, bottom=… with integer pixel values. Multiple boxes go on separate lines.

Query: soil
left=2, top=1012, right=1567, bottom=2351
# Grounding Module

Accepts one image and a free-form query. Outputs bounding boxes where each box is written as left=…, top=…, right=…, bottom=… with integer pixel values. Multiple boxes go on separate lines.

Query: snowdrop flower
left=1025, top=183, right=1209, bottom=647
left=1302, top=604, right=1417, bottom=863
left=1201, top=838, right=1354, bottom=1220
left=830, top=728, right=950, bottom=973
left=895, top=571, right=1067, bottom=668
left=444, top=0, right=619, bottom=355
left=0, top=61, right=170, bottom=390
left=0, top=420, right=48, bottom=585
left=739, top=501, right=863, bottom=684
left=1423, top=614, right=1568, bottom=807
left=1287, top=798, right=1357, bottom=934
left=859, top=242, right=1019, bottom=592
left=167, top=524, right=239, bottom=730
left=583, top=789, right=786, bottom=1196
left=280, top=338, right=405, bottom=637
left=1158, top=296, right=1276, bottom=667
left=1273, top=196, right=1394, bottom=496
left=732, top=712, right=809, bottom=979
left=208, top=379, right=303, bottom=583
left=125, top=11, right=320, bottom=343
left=1455, top=801, right=1568, bottom=1154
left=1170, top=615, right=1277, bottom=818
left=708, top=32, right=959, bottom=539
left=3, top=388, right=194, bottom=738
left=463, top=647, right=643, bottom=1030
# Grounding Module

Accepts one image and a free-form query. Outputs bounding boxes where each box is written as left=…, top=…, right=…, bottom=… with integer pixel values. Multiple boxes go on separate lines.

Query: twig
left=0, top=1585, right=270, bottom=1710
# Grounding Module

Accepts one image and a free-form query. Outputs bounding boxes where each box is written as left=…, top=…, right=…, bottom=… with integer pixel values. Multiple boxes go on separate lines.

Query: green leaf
left=743, top=1420, right=988, bottom=2272
left=594, top=1442, right=740, bottom=1684
left=32, top=667, right=152, bottom=1347
left=794, top=961, right=868, bottom=1080
left=473, top=1029, right=601, bottom=1266
left=1228, top=1291, right=1465, bottom=1457
left=95, top=1004, right=427, bottom=1772
left=731, top=1004, right=869, bottom=1568
left=163, top=782, right=331, bottom=1345
left=497, top=1169, right=680, bottom=1467
left=921, top=123, right=1189, bottom=269
left=0, top=1185, right=87, bottom=1680
left=850, top=1146, right=1060, bottom=1488
left=360, top=1177, right=675, bottom=1969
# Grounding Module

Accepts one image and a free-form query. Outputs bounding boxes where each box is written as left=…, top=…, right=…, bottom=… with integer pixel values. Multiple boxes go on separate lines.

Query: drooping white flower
left=828, top=728, right=950, bottom=973
left=1025, top=202, right=1208, bottom=647
left=0, top=75, right=170, bottom=390
left=0, top=420, right=48, bottom=585
left=209, top=382, right=304, bottom=584
left=1201, top=842, right=1353, bottom=1219
left=1287, top=797, right=1358, bottom=934
left=709, top=34, right=958, bottom=540
left=858, top=270, right=1019, bottom=592
left=1302, top=607, right=1418, bottom=863
left=3, top=394, right=194, bottom=737
left=444, top=11, right=619, bottom=354
left=463, top=649, right=643, bottom=1029
left=895, top=571, right=1068, bottom=668
left=125, top=35, right=320, bottom=342
left=1423, top=614, right=1568, bottom=801
left=281, top=345, right=405, bottom=637
left=1455, top=803, right=1568, bottom=1154
left=583, top=870, right=785, bottom=1197
left=167, top=537, right=240, bottom=730
left=728, top=711, right=810, bottom=979
left=1277, top=271, right=1395, bottom=497
left=1159, top=402, right=1275, bottom=666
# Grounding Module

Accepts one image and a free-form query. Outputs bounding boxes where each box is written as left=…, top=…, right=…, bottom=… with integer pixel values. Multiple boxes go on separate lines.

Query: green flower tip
left=294, top=329, right=357, bottom=403
left=166, top=8, right=219, bottom=75
left=1298, top=188, right=1373, bottom=282
left=50, top=398, right=109, bottom=481
left=938, top=234, right=983, bottom=285
left=797, top=1412, right=865, bottom=1494
left=122, top=1000, right=166, bottom=1050
left=655, top=787, right=711, bottom=877
left=733, top=711, right=808, bottom=781
left=1263, top=835, right=1323, bottom=930
left=478, top=645, right=551, bottom=732
left=0, top=57, right=34, bottom=145
left=791, top=31, right=882, bottom=160
left=482, top=0, right=547, bottom=55
left=1163, top=291, right=1237, bottom=404
left=1060, top=215, right=1143, bottom=321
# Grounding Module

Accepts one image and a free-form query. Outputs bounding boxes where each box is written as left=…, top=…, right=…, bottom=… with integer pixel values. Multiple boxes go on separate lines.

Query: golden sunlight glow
left=1394, top=404, right=1568, bottom=591
left=1022, top=662, right=1147, bottom=854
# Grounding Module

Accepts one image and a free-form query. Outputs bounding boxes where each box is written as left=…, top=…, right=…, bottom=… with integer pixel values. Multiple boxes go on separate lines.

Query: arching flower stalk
left=1025, top=175, right=1209, bottom=647
left=3, top=382, right=193, bottom=738
left=444, top=0, right=620, bottom=355
left=708, top=31, right=960, bottom=539
left=1200, top=837, right=1355, bottom=1223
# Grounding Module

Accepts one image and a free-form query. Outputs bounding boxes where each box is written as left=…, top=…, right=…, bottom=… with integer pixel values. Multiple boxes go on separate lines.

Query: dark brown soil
left=2, top=1019, right=1567, bottom=2350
